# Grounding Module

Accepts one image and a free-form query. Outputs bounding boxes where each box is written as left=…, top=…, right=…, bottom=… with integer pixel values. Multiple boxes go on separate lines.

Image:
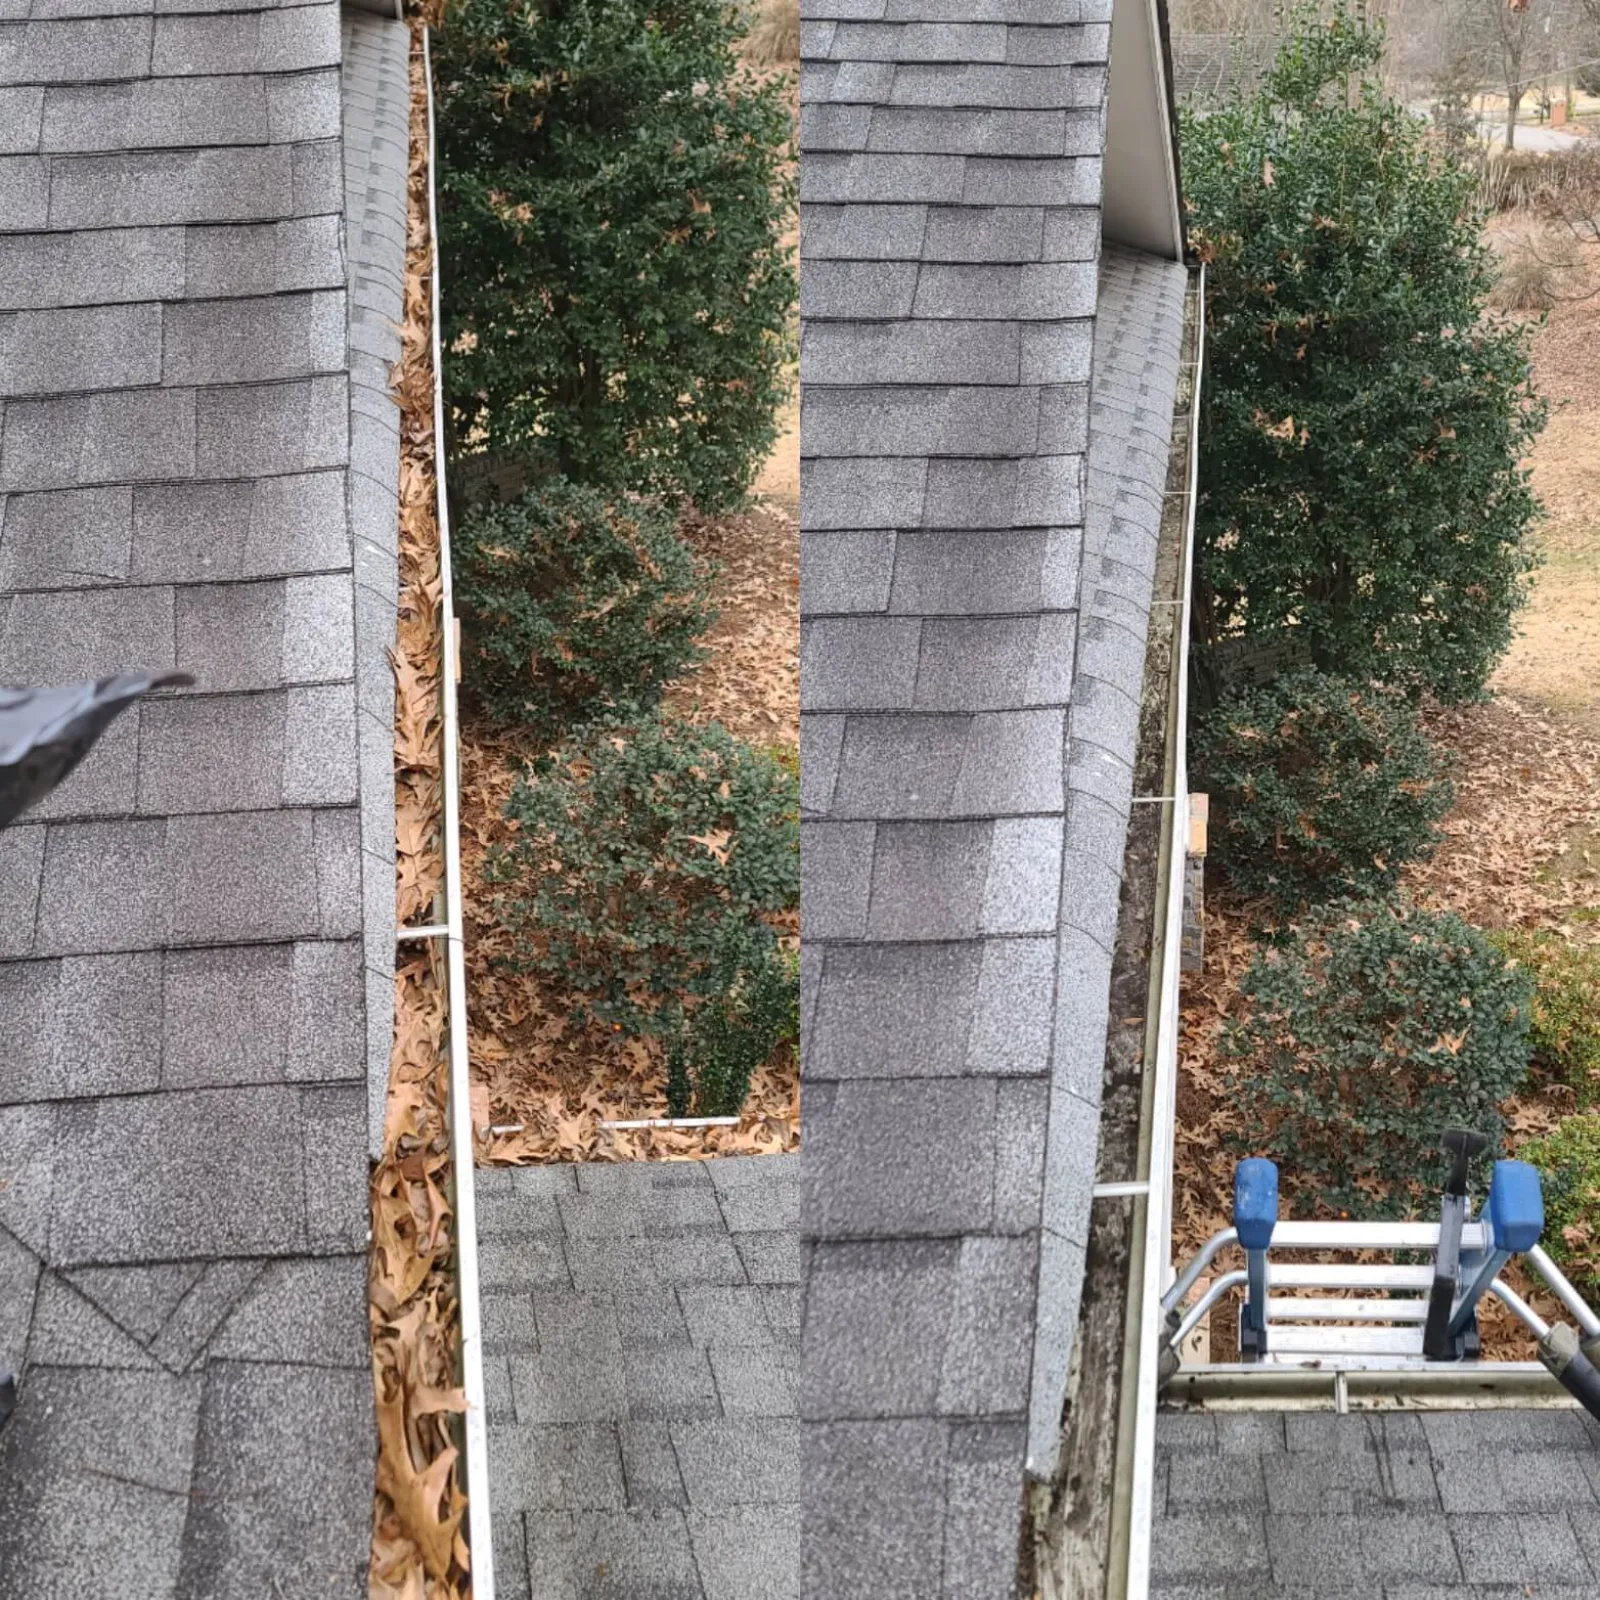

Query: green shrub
left=454, top=479, right=714, bottom=734
left=1521, top=1114, right=1600, bottom=1297
left=1193, top=668, right=1454, bottom=913
left=490, top=715, right=799, bottom=1036
left=1225, top=901, right=1535, bottom=1216
left=433, top=0, right=796, bottom=511
left=666, top=944, right=798, bottom=1117
left=1486, top=931, right=1600, bottom=1109
left=1182, top=1, right=1544, bottom=707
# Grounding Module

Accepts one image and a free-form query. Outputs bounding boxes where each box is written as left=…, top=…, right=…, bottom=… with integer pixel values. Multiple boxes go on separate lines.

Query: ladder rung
left=1269, top=1263, right=1434, bottom=1291
left=1269, top=1325, right=1425, bottom=1356
left=1271, top=1220, right=1488, bottom=1251
left=1267, top=1297, right=1428, bottom=1323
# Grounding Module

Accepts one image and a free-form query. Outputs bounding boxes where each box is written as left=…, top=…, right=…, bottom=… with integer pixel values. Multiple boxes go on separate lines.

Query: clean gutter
left=1121, top=262, right=1205, bottom=1600
left=422, top=27, right=496, bottom=1597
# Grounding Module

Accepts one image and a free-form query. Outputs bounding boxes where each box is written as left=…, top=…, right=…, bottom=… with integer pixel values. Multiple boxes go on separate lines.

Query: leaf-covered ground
left=462, top=498, right=800, bottom=1166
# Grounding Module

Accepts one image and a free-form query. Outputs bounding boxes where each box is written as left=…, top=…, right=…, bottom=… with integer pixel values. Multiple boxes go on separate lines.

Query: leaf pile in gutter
left=368, top=25, right=470, bottom=1600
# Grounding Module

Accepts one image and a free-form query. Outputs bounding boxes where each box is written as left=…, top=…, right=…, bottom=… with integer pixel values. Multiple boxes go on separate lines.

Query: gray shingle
left=0, top=17, right=152, bottom=85
left=162, top=943, right=290, bottom=1088
left=866, top=819, right=990, bottom=939
left=800, top=200, right=928, bottom=260
left=804, top=318, right=1020, bottom=386
left=0, top=83, right=41, bottom=153
left=624, top=1345, right=721, bottom=1421
left=0, top=226, right=184, bottom=311
left=803, top=1240, right=958, bottom=1418
left=802, top=384, right=1041, bottom=459
left=185, top=215, right=345, bottom=298
left=50, top=145, right=296, bottom=229
left=0, top=152, right=47, bottom=226
left=804, top=1421, right=948, bottom=1598
left=867, top=105, right=1081, bottom=156
left=801, top=456, right=927, bottom=531
left=0, top=302, right=162, bottom=397
left=830, top=20, right=1007, bottom=61
left=804, top=1077, right=996, bottom=1237
left=967, top=935, right=1055, bottom=1076
left=174, top=580, right=285, bottom=691
left=934, top=1237, right=1035, bottom=1415
left=0, top=484, right=132, bottom=589
left=800, top=529, right=895, bottom=614
left=152, top=6, right=341, bottom=77
left=801, top=615, right=920, bottom=708
left=809, top=941, right=980, bottom=1077
left=195, top=375, right=347, bottom=478
left=163, top=290, right=346, bottom=386
left=167, top=809, right=321, bottom=944
left=488, top=1423, right=625, bottom=1514
left=669, top=1418, right=797, bottom=1507
left=948, top=708, right=1064, bottom=814
left=0, top=823, right=43, bottom=957
left=801, top=258, right=919, bottom=319
left=48, top=1085, right=310, bottom=1263
left=282, top=682, right=358, bottom=805
left=0, top=582, right=174, bottom=686
left=888, top=61, right=1104, bottom=110
left=0, top=1366, right=200, bottom=1600
left=35, top=818, right=167, bottom=954
left=942, top=1420, right=1030, bottom=1595
left=1, top=388, right=195, bottom=490
left=174, top=1361, right=373, bottom=1600
left=40, top=75, right=269, bottom=154
left=139, top=691, right=286, bottom=814
left=830, top=712, right=969, bottom=819
left=914, top=261, right=1098, bottom=320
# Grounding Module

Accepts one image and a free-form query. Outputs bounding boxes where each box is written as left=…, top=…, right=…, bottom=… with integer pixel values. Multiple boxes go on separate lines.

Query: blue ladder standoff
left=1159, top=1133, right=1600, bottom=1422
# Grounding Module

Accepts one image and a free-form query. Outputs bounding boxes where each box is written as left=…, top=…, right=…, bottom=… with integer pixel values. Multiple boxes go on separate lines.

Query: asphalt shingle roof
left=799, top=0, right=1190, bottom=1584
left=1152, top=1405, right=1600, bottom=1596
left=481, top=1156, right=801, bottom=1599
left=0, top=8, right=410, bottom=1594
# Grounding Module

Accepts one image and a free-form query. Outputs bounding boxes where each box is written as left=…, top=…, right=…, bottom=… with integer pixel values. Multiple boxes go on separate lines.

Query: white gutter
left=421, top=28, right=495, bottom=1596
left=1124, top=263, right=1204, bottom=1600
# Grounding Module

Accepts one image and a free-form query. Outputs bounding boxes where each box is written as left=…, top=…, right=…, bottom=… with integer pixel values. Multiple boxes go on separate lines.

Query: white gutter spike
left=422, top=28, right=495, bottom=1597
left=1124, top=264, right=1204, bottom=1600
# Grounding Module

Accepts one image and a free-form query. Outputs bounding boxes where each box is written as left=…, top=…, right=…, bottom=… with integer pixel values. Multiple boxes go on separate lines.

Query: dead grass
left=740, top=0, right=798, bottom=69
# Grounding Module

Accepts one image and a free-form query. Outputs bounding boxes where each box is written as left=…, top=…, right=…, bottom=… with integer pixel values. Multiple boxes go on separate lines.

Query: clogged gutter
left=367, top=25, right=472, bottom=1600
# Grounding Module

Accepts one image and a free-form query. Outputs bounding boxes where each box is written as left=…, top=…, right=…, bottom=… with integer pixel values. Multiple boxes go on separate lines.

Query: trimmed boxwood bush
left=666, top=944, right=798, bottom=1118
left=1224, top=900, right=1535, bottom=1216
left=454, top=479, right=715, bottom=736
left=489, top=714, right=799, bottom=1039
left=433, top=0, right=797, bottom=510
left=1487, top=930, right=1600, bottom=1110
left=1521, top=1114, right=1600, bottom=1297
left=1194, top=668, right=1454, bottom=913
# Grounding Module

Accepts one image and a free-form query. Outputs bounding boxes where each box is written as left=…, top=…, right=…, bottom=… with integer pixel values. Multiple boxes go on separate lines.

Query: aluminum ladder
left=1159, top=1148, right=1600, bottom=1420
